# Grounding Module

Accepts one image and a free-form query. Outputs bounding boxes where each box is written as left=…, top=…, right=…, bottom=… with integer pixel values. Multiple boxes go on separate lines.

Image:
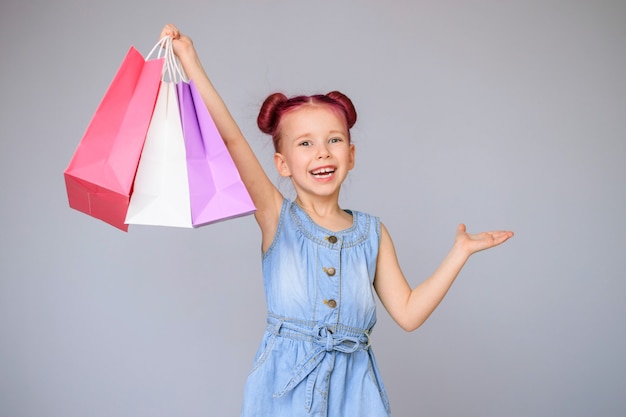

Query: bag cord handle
left=145, top=36, right=188, bottom=83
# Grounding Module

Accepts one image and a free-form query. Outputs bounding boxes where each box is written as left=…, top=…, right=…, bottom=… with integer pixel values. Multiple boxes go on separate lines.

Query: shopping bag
left=64, top=46, right=164, bottom=231
left=177, top=79, right=256, bottom=226
left=124, top=38, right=193, bottom=228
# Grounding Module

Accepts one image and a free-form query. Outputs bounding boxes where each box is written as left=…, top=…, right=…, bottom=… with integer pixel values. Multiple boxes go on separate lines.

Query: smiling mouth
left=310, top=167, right=336, bottom=179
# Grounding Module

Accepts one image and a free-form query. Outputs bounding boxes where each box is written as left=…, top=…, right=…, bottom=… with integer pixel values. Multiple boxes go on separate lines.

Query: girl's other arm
left=374, top=223, right=513, bottom=332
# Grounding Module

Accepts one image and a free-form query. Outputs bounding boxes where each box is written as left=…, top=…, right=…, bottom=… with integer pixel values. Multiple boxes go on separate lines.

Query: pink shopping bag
left=64, top=46, right=163, bottom=231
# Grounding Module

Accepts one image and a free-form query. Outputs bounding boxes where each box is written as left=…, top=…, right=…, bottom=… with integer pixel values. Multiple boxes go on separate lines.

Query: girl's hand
left=160, top=23, right=180, bottom=41
left=159, top=23, right=195, bottom=60
left=455, top=224, right=514, bottom=256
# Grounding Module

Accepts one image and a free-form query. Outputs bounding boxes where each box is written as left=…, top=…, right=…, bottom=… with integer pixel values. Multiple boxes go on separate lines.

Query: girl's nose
left=316, top=144, right=331, bottom=159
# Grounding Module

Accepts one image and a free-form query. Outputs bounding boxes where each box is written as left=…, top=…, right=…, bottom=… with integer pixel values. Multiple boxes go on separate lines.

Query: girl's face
left=274, top=105, right=355, bottom=200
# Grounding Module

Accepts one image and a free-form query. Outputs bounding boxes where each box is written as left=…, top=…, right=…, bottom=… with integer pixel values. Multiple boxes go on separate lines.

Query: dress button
left=326, top=299, right=337, bottom=308
left=327, top=235, right=338, bottom=244
left=324, top=267, right=336, bottom=276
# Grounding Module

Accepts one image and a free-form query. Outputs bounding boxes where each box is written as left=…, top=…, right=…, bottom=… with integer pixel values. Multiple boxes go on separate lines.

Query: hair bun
left=257, top=92, right=288, bottom=135
left=326, top=91, right=357, bottom=129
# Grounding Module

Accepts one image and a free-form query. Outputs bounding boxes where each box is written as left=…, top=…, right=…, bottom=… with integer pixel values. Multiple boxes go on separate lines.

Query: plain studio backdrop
left=1, top=1, right=625, bottom=416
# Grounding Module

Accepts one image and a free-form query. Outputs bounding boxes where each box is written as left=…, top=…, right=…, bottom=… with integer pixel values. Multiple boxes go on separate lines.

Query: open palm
left=455, top=223, right=514, bottom=255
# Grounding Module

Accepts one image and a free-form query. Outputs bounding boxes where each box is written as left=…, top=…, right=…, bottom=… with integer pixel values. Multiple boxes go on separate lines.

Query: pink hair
left=257, top=91, right=357, bottom=151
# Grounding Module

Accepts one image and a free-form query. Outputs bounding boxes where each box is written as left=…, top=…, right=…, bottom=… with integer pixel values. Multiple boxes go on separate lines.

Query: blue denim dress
left=240, top=199, right=391, bottom=417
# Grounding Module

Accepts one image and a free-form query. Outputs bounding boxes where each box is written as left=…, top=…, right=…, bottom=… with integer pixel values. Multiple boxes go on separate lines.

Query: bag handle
left=146, top=36, right=168, bottom=60
left=145, top=36, right=188, bottom=83
left=165, top=37, right=188, bottom=83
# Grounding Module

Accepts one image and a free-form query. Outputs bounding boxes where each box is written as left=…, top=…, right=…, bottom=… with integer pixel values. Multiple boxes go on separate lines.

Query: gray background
left=1, top=0, right=625, bottom=416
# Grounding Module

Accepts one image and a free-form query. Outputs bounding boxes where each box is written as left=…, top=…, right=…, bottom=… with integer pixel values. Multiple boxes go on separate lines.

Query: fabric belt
left=266, top=315, right=372, bottom=411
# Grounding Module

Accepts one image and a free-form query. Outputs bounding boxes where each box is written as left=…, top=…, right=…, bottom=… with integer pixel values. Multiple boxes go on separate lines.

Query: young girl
left=161, top=24, right=513, bottom=417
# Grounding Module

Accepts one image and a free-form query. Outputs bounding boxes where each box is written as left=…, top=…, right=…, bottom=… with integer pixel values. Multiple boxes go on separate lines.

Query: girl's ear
left=274, top=153, right=291, bottom=177
left=348, top=143, right=356, bottom=171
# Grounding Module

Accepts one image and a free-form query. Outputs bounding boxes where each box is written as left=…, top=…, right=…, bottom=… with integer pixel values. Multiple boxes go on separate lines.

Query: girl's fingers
left=161, top=23, right=180, bottom=40
left=490, top=231, right=514, bottom=246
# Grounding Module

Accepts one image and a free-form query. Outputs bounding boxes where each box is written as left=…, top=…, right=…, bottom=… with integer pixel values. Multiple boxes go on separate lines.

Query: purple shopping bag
left=177, top=80, right=255, bottom=226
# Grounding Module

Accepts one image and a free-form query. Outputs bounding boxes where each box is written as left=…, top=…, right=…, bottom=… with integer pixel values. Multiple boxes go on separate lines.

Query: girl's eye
left=299, top=141, right=311, bottom=147
left=329, top=137, right=342, bottom=143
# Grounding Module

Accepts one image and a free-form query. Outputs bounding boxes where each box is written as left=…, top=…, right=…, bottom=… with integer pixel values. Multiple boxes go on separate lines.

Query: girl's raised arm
left=160, top=24, right=283, bottom=244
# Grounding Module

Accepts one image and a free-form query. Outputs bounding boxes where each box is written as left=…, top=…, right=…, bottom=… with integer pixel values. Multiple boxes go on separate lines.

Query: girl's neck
left=295, top=196, right=353, bottom=232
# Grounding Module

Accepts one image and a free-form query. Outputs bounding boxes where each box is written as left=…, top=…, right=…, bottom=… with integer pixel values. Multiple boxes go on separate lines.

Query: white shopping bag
left=125, top=37, right=192, bottom=228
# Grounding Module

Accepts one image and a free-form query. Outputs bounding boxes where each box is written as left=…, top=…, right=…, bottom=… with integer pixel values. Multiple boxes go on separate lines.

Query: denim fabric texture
left=240, top=199, right=391, bottom=417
